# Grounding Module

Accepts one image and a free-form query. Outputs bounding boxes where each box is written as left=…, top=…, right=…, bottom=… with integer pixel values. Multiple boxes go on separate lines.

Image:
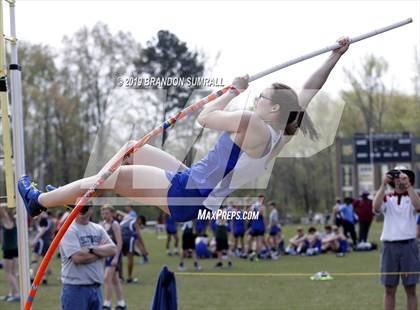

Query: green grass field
left=0, top=222, right=414, bottom=309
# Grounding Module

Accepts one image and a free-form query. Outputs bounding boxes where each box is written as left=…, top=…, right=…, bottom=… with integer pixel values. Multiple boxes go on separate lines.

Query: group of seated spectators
left=285, top=225, right=348, bottom=257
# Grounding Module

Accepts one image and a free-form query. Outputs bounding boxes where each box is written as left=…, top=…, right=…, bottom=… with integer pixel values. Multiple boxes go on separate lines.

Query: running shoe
left=6, top=295, right=20, bottom=302
left=126, top=278, right=139, bottom=284
left=18, top=175, right=46, bottom=217
left=194, top=262, right=202, bottom=271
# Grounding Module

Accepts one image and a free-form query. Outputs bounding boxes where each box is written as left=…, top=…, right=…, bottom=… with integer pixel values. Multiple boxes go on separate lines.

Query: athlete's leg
left=125, top=142, right=188, bottom=171
left=112, top=271, right=125, bottom=304
left=166, top=234, right=172, bottom=251
left=103, top=266, right=114, bottom=304
left=233, top=237, right=238, bottom=251
left=240, top=236, right=244, bottom=251
left=127, top=252, right=134, bottom=280
left=173, top=233, right=179, bottom=255
left=38, top=165, right=170, bottom=212
left=4, top=258, right=19, bottom=296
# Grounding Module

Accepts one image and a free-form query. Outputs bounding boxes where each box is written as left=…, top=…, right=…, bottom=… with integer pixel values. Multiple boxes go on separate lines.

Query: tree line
left=1, top=22, right=419, bottom=218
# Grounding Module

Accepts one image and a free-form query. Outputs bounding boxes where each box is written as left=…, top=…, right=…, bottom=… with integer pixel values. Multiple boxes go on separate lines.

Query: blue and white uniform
left=165, top=216, right=177, bottom=235
left=250, top=202, right=265, bottom=236
left=34, top=216, right=54, bottom=256
left=165, top=126, right=281, bottom=222
left=269, top=208, right=280, bottom=236
left=121, top=217, right=137, bottom=255
left=195, top=219, right=207, bottom=234
left=232, top=210, right=245, bottom=238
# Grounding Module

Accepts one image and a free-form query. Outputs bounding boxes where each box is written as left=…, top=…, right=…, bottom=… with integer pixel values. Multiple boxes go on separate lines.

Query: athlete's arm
left=197, top=75, right=257, bottom=133
left=31, top=219, right=49, bottom=245
left=134, top=223, right=148, bottom=255
left=299, top=37, right=349, bottom=109
left=0, top=206, right=13, bottom=229
left=331, top=206, right=338, bottom=224
left=111, top=222, right=123, bottom=265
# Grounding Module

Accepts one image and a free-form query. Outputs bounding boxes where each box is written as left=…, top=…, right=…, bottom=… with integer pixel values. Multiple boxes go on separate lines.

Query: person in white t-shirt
left=59, top=206, right=117, bottom=310
left=373, top=166, right=420, bottom=310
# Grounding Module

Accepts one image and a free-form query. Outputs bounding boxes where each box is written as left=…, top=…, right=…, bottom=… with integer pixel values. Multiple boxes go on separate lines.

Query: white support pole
left=6, top=0, right=30, bottom=308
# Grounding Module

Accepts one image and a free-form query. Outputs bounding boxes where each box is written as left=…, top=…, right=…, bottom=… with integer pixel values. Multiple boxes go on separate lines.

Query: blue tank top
left=120, top=217, right=135, bottom=241
left=251, top=204, right=265, bottom=230
left=166, top=217, right=176, bottom=232
left=40, top=217, right=54, bottom=243
left=187, top=132, right=241, bottom=196
left=196, top=126, right=281, bottom=211
left=196, top=219, right=207, bottom=232
left=232, top=211, right=245, bottom=233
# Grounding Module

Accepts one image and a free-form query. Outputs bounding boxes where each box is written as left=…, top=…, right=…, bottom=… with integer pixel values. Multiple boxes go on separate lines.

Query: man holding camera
left=373, top=166, right=420, bottom=310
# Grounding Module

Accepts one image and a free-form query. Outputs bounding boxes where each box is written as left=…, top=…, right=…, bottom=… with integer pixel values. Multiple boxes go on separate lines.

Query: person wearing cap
left=373, top=166, right=420, bottom=310
left=59, top=205, right=117, bottom=310
left=354, top=191, right=374, bottom=244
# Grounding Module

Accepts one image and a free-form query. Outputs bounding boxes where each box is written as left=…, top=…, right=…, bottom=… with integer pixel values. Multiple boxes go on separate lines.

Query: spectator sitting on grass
left=321, top=226, right=347, bottom=255
left=302, top=227, right=321, bottom=256
left=195, top=234, right=211, bottom=259
left=285, top=227, right=306, bottom=255
left=320, top=225, right=334, bottom=239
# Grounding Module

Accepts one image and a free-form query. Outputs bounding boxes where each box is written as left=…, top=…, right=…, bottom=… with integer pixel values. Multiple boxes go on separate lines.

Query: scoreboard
left=354, top=132, right=412, bottom=163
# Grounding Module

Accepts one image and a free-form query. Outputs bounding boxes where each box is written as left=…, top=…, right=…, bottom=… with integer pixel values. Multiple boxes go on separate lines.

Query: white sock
left=117, top=300, right=126, bottom=307
left=103, top=300, right=111, bottom=307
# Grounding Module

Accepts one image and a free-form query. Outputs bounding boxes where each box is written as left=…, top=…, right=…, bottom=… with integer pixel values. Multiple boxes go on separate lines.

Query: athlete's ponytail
left=265, top=83, right=319, bottom=164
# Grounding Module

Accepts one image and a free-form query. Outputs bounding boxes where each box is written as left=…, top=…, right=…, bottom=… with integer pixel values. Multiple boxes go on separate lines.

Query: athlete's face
left=254, top=88, right=280, bottom=118
left=101, top=209, right=112, bottom=221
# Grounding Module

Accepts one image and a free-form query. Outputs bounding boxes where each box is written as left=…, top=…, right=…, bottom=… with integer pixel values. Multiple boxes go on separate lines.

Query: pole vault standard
left=25, top=17, right=412, bottom=309
left=6, top=0, right=31, bottom=308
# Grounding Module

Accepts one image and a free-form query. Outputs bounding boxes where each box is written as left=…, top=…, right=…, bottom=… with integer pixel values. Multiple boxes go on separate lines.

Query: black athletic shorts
left=182, top=232, right=196, bottom=250
left=233, top=232, right=244, bottom=238
left=3, top=249, right=18, bottom=259
left=122, top=237, right=136, bottom=255
left=216, top=238, right=229, bottom=251
left=250, top=229, right=265, bottom=237
left=34, top=239, right=50, bottom=256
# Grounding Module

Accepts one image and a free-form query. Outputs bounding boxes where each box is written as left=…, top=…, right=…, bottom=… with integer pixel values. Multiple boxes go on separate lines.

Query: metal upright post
left=6, top=0, right=31, bottom=308
left=0, top=0, right=15, bottom=210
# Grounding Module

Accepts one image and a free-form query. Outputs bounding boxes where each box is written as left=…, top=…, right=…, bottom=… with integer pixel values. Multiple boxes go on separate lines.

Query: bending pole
left=25, top=17, right=412, bottom=309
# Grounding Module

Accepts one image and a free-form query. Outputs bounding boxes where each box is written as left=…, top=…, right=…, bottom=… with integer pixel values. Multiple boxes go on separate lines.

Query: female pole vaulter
left=18, top=38, right=349, bottom=222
